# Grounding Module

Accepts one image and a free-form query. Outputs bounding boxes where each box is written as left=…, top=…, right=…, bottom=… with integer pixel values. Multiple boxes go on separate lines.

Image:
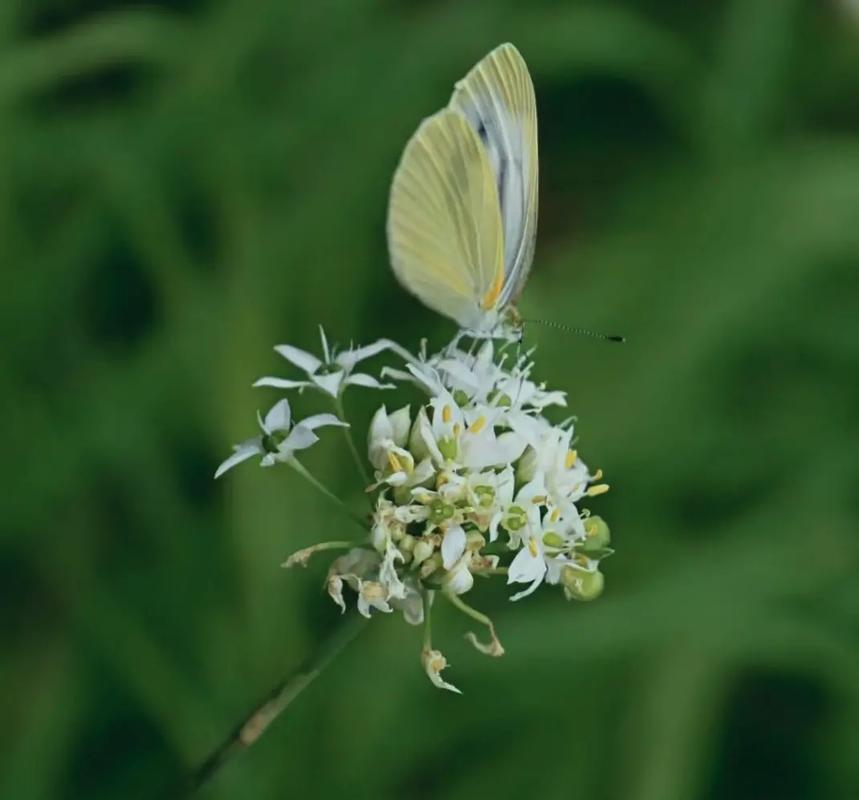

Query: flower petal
left=507, top=545, right=547, bottom=585
left=311, top=371, right=344, bottom=397
left=214, top=439, right=261, bottom=478
left=274, top=344, right=322, bottom=375
left=301, top=412, right=348, bottom=430
left=441, top=525, right=467, bottom=570
left=263, top=398, right=292, bottom=432
left=281, top=425, right=319, bottom=453
left=253, top=377, right=312, bottom=391
left=347, top=373, right=395, bottom=390
left=336, top=339, right=391, bottom=371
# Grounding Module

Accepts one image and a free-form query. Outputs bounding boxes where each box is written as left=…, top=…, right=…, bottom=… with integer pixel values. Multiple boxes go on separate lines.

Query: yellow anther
left=531, top=495, right=547, bottom=505
left=565, top=449, right=578, bottom=470
left=453, top=422, right=462, bottom=437
left=387, top=452, right=403, bottom=473
left=587, top=483, right=610, bottom=497
left=550, top=508, right=560, bottom=522
left=442, top=405, right=452, bottom=423
left=467, top=415, right=487, bottom=434
left=436, top=473, right=449, bottom=488
left=528, top=538, right=539, bottom=557
left=591, top=468, right=603, bottom=481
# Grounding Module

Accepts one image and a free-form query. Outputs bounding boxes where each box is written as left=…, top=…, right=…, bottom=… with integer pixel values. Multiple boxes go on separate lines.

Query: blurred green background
left=3, top=1, right=859, bottom=798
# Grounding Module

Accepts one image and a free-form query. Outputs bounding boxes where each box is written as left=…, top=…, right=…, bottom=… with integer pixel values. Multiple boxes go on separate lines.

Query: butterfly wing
left=448, top=42, right=538, bottom=307
left=387, top=108, right=505, bottom=330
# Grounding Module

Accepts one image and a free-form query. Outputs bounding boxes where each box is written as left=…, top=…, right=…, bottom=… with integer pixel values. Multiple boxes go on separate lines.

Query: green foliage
left=2, top=1, right=858, bottom=798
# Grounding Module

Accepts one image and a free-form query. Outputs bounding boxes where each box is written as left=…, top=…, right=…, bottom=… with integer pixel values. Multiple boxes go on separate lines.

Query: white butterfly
left=387, top=43, right=538, bottom=339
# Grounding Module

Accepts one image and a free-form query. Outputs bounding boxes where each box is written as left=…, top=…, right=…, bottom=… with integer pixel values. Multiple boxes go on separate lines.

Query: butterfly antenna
left=523, top=318, right=625, bottom=343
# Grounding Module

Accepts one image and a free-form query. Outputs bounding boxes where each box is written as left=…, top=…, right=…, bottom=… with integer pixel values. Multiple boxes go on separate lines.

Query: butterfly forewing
left=448, top=43, right=538, bottom=307
left=387, top=108, right=505, bottom=329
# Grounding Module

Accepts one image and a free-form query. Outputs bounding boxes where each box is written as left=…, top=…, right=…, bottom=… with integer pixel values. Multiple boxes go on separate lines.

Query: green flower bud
left=581, top=516, right=610, bottom=553
left=562, top=566, right=604, bottom=602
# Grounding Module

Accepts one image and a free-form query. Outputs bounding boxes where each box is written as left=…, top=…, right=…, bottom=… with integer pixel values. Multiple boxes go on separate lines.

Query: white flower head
left=255, top=326, right=395, bottom=398
left=214, top=398, right=347, bottom=478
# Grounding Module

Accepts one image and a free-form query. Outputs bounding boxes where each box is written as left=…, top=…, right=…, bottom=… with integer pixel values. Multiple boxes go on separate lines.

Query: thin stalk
left=187, top=614, right=366, bottom=794
left=422, top=588, right=435, bottom=653
left=287, top=457, right=368, bottom=530
left=446, top=592, right=504, bottom=656
left=334, top=394, right=371, bottom=489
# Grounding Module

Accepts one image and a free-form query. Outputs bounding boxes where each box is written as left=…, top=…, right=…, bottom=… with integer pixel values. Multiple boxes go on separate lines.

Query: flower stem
left=334, top=394, right=372, bottom=489
left=287, top=457, right=368, bottom=530
left=445, top=592, right=505, bottom=656
left=186, top=613, right=366, bottom=794
left=422, top=589, right=435, bottom=652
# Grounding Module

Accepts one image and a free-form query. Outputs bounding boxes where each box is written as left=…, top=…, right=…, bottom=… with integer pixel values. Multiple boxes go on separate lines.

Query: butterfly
left=387, top=43, right=538, bottom=340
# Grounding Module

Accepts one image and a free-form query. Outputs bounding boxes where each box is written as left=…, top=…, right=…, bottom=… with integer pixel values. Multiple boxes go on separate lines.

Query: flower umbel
left=221, top=330, right=615, bottom=692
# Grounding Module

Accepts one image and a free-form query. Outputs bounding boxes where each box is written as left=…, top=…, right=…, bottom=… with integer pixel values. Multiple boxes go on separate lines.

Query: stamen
left=531, top=495, right=547, bottom=505
left=565, top=449, right=578, bottom=470
left=591, top=468, right=603, bottom=481
left=387, top=452, right=403, bottom=473
left=467, top=415, right=487, bottom=434
left=442, top=405, right=452, bottom=423
left=453, top=422, right=462, bottom=437
left=528, top=539, right=539, bottom=557
left=550, top=508, right=560, bottom=522
left=587, top=483, right=610, bottom=497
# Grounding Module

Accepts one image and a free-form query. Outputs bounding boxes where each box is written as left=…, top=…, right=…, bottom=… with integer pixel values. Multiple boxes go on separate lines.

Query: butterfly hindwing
left=387, top=108, right=505, bottom=330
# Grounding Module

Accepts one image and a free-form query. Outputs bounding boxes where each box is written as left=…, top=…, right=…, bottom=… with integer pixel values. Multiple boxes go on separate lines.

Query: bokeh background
left=3, top=1, right=859, bottom=798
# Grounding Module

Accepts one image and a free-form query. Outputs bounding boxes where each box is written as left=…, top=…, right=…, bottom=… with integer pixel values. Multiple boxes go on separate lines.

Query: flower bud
left=466, top=531, right=486, bottom=551
left=409, top=407, right=432, bottom=462
left=389, top=405, right=412, bottom=447
left=581, top=515, right=610, bottom=553
left=516, top=446, right=538, bottom=482
left=561, top=565, right=604, bottom=601
left=419, top=552, right=443, bottom=579
left=412, top=538, right=434, bottom=567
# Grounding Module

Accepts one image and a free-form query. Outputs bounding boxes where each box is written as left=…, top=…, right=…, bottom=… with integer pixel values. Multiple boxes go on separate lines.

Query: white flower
left=214, top=398, right=346, bottom=478
left=421, top=648, right=461, bottom=694
left=441, top=552, right=475, bottom=595
left=255, top=326, right=395, bottom=398
left=367, top=405, right=436, bottom=490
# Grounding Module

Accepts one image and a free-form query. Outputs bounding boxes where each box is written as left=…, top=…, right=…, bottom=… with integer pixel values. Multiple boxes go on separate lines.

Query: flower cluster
left=217, top=329, right=613, bottom=693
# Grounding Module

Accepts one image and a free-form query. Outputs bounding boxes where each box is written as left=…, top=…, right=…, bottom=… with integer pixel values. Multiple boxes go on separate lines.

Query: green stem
left=334, top=394, right=372, bottom=490
left=421, top=589, right=435, bottom=652
left=187, top=614, right=366, bottom=794
left=287, top=457, right=368, bottom=530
